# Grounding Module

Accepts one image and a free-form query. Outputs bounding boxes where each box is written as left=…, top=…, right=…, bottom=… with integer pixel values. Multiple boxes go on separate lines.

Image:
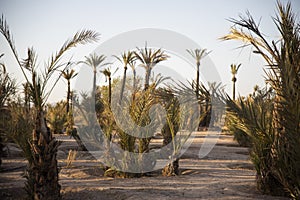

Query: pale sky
left=0, top=0, right=299, bottom=102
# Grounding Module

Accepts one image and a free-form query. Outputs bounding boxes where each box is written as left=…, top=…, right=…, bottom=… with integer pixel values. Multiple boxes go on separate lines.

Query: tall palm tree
left=187, top=49, right=210, bottom=130
left=101, top=67, right=112, bottom=106
left=0, top=15, right=99, bottom=199
left=186, top=48, right=210, bottom=98
left=222, top=2, right=300, bottom=198
left=114, top=51, right=136, bottom=103
left=80, top=53, right=107, bottom=98
left=134, top=46, right=169, bottom=90
left=62, top=67, right=78, bottom=114
left=230, top=63, right=241, bottom=100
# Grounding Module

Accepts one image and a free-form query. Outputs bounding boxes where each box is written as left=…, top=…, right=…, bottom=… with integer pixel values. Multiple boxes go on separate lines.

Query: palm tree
left=230, top=63, right=241, bottom=100
left=0, top=15, right=99, bottom=199
left=134, top=45, right=169, bottom=90
left=187, top=49, right=210, bottom=130
left=186, top=48, right=210, bottom=98
left=80, top=53, right=107, bottom=98
left=114, top=51, right=136, bottom=103
left=47, top=101, right=67, bottom=134
left=101, top=67, right=112, bottom=106
left=62, top=67, right=78, bottom=114
left=222, top=2, right=300, bottom=198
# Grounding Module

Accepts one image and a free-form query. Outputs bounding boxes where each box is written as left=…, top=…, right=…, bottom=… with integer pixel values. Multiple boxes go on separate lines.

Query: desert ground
left=0, top=132, right=289, bottom=200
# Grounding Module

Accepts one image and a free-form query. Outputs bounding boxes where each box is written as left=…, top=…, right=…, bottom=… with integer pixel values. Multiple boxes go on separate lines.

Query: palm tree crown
left=134, top=46, right=169, bottom=90
left=62, top=68, right=78, bottom=114
left=230, top=63, right=241, bottom=77
left=114, top=51, right=136, bottom=102
left=80, top=53, right=108, bottom=98
left=230, top=63, right=241, bottom=100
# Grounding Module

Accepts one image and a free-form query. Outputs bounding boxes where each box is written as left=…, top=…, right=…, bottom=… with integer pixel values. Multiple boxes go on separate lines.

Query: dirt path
left=0, top=132, right=288, bottom=200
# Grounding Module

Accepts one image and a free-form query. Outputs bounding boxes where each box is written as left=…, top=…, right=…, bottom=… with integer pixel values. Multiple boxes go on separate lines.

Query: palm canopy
left=114, top=50, right=136, bottom=68
left=101, top=67, right=118, bottom=80
left=62, top=68, right=78, bottom=81
left=101, top=68, right=111, bottom=78
left=186, top=48, right=210, bottom=66
left=134, top=46, right=169, bottom=69
left=134, top=45, right=169, bottom=90
left=81, top=53, right=107, bottom=72
left=230, top=63, right=241, bottom=76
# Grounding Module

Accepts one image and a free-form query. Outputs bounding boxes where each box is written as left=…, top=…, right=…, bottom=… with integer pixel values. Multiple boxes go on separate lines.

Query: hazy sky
left=0, top=0, right=299, bottom=102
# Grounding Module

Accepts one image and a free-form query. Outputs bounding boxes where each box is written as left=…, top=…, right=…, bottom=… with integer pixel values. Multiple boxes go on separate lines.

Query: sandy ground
left=0, top=132, right=289, bottom=200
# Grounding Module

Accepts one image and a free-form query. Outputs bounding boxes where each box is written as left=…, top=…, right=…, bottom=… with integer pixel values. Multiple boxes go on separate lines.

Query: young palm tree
left=62, top=67, right=78, bottom=114
left=157, top=88, right=180, bottom=176
left=222, top=2, right=300, bottom=198
left=230, top=63, right=241, bottom=100
left=114, top=51, right=136, bottom=103
left=47, top=101, right=67, bottom=135
left=80, top=53, right=107, bottom=98
left=134, top=45, right=169, bottom=90
left=0, top=57, right=16, bottom=167
left=0, top=15, right=99, bottom=199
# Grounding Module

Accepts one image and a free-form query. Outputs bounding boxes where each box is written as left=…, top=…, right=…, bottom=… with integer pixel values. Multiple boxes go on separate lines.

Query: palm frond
left=47, top=30, right=99, bottom=71
left=0, top=15, right=29, bottom=83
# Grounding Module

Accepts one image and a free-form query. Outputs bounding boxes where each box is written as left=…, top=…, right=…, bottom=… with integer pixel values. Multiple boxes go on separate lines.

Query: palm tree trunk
left=93, top=68, right=97, bottom=98
left=133, top=70, right=136, bottom=91
left=196, top=63, right=202, bottom=131
left=144, top=68, right=151, bottom=90
left=161, top=124, right=179, bottom=176
left=27, top=110, right=61, bottom=199
left=233, top=81, right=236, bottom=101
left=119, top=66, right=127, bottom=103
left=66, top=80, right=70, bottom=114
left=196, top=64, right=200, bottom=99
left=108, top=76, right=111, bottom=106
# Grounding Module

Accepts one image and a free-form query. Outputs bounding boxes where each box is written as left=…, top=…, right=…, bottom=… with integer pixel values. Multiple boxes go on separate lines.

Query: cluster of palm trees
left=0, top=14, right=212, bottom=197
left=0, top=1, right=298, bottom=199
